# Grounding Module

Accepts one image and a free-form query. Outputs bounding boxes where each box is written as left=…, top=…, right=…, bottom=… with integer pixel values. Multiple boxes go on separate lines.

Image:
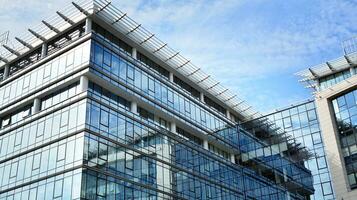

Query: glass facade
left=0, top=40, right=90, bottom=108
left=90, top=39, right=228, bottom=132
left=0, top=3, right=314, bottom=199
left=262, top=101, right=335, bottom=200
left=318, top=69, right=354, bottom=91
left=332, top=89, right=357, bottom=189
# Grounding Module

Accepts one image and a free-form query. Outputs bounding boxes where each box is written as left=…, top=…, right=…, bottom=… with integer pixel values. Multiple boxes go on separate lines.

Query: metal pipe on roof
left=187, top=68, right=200, bottom=77
left=57, top=11, right=75, bottom=25
left=217, top=89, right=228, bottom=96
left=3, top=45, right=21, bottom=56
left=15, top=37, right=33, bottom=49
left=112, top=13, right=127, bottom=25
left=197, top=75, right=210, bottom=84
left=344, top=55, right=354, bottom=66
left=176, top=60, right=190, bottom=69
left=326, top=62, right=335, bottom=71
left=0, top=55, right=9, bottom=63
left=165, top=52, right=180, bottom=62
left=42, top=20, right=60, bottom=33
left=95, top=1, right=111, bottom=14
left=127, top=24, right=141, bottom=35
left=308, top=68, right=319, bottom=78
left=153, top=43, right=167, bottom=54
left=140, top=34, right=155, bottom=45
left=72, top=2, right=90, bottom=16
left=207, top=82, right=220, bottom=91
left=28, top=29, right=46, bottom=41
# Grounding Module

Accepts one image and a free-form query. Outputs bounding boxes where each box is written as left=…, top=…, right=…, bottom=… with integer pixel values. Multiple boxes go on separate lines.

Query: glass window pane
left=54, top=179, right=63, bottom=198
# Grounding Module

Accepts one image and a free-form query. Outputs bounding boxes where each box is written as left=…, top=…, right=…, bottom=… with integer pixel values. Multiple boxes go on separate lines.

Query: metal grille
left=342, top=35, right=357, bottom=55
left=0, top=31, right=9, bottom=46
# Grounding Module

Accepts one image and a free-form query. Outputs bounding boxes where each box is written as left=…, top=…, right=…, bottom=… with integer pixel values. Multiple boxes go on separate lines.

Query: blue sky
left=1, top=0, right=356, bottom=114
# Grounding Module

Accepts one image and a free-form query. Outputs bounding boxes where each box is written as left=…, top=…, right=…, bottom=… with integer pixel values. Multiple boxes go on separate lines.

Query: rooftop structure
left=0, top=0, right=262, bottom=123
left=296, top=33, right=357, bottom=200
left=295, top=51, right=357, bottom=92
left=0, top=0, right=314, bottom=199
left=262, top=100, right=335, bottom=200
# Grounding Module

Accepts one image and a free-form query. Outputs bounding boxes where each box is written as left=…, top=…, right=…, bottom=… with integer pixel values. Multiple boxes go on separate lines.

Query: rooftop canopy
left=295, top=51, right=357, bottom=89
left=0, top=0, right=263, bottom=122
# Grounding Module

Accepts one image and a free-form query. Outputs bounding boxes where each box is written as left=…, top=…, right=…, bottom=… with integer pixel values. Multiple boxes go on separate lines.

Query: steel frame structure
left=296, top=51, right=357, bottom=90
left=0, top=0, right=263, bottom=122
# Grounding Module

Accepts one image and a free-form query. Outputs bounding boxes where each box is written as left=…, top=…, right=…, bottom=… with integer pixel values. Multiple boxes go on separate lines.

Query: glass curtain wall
left=263, top=101, right=335, bottom=200
left=332, top=89, right=357, bottom=190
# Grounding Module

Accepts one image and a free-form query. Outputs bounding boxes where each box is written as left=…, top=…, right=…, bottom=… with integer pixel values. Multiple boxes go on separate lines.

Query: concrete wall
left=315, top=75, right=357, bottom=200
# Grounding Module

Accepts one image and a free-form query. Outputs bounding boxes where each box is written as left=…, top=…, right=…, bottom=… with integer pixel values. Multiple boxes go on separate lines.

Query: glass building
left=258, top=100, right=335, bottom=200
left=296, top=38, right=357, bottom=199
left=332, top=90, right=357, bottom=189
left=0, top=0, right=314, bottom=199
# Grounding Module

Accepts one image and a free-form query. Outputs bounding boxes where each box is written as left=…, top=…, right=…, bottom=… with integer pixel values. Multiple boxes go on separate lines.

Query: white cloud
left=0, top=0, right=356, bottom=113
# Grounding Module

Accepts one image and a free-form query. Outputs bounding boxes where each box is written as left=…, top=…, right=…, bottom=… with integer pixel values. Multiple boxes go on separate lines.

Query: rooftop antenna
left=341, top=35, right=357, bottom=55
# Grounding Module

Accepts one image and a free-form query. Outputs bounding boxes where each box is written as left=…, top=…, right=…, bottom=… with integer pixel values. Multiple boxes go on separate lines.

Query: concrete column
left=283, top=168, right=288, bottom=182
left=3, top=65, right=9, bottom=80
left=315, top=76, right=357, bottom=199
left=41, top=43, right=48, bottom=58
left=131, top=101, right=137, bottom=114
left=85, top=17, right=92, bottom=34
left=226, top=110, right=231, bottom=120
left=230, top=154, right=235, bottom=163
left=80, top=76, right=89, bottom=92
left=132, top=47, right=137, bottom=59
left=200, top=92, right=205, bottom=102
left=169, top=72, right=174, bottom=83
left=32, top=98, right=41, bottom=114
left=203, top=140, right=209, bottom=150
left=350, top=67, right=355, bottom=76
left=170, top=121, right=176, bottom=134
